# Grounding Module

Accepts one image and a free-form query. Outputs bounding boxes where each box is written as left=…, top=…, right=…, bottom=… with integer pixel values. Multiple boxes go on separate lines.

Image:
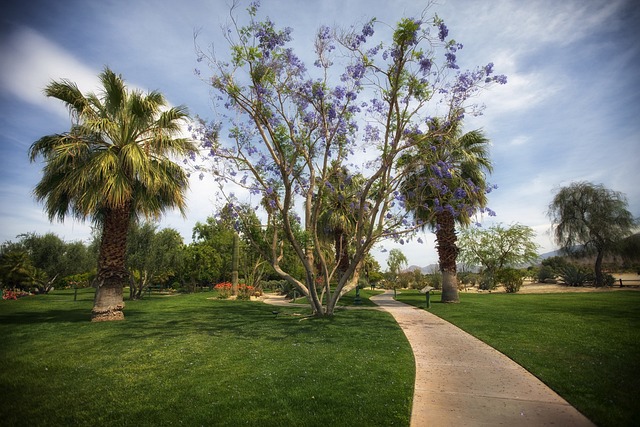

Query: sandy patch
left=461, top=274, right=640, bottom=294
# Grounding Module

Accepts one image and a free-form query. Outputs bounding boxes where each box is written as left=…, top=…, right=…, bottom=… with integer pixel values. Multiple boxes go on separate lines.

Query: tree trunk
left=92, top=204, right=130, bottom=322
left=594, top=249, right=604, bottom=287
left=231, top=232, right=239, bottom=295
left=436, top=211, right=460, bottom=303
left=335, top=230, right=349, bottom=282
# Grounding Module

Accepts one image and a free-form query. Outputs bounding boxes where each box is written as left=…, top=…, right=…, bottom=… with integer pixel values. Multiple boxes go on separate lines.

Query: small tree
left=548, top=182, right=637, bottom=286
left=386, top=249, right=408, bottom=296
left=495, top=268, right=525, bottom=293
left=126, top=223, right=184, bottom=299
left=458, top=223, right=539, bottom=289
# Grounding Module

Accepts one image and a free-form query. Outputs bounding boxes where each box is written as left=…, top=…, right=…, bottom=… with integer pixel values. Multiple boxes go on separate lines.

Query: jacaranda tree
left=30, top=68, right=195, bottom=321
left=193, top=1, right=506, bottom=316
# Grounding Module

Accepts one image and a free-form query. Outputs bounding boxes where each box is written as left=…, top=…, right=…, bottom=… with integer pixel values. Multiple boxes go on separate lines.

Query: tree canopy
left=548, top=181, right=637, bottom=286
left=458, top=223, right=538, bottom=289
left=29, top=67, right=195, bottom=321
left=193, top=2, right=506, bottom=316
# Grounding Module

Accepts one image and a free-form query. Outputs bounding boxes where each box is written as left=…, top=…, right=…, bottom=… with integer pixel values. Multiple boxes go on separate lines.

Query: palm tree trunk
left=92, top=204, right=130, bottom=322
left=335, top=230, right=349, bottom=281
left=436, top=211, right=460, bottom=303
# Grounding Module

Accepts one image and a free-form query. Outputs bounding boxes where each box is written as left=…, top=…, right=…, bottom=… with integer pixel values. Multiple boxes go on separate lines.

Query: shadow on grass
left=0, top=307, right=91, bottom=324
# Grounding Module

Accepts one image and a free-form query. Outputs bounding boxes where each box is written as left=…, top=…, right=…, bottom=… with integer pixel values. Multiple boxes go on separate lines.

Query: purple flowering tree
left=399, top=115, right=496, bottom=303
left=193, top=1, right=506, bottom=316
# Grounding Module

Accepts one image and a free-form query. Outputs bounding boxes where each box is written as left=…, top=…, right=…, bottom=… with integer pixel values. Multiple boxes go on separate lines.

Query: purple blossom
left=419, top=58, right=432, bottom=75
left=485, top=62, right=494, bottom=75
left=445, top=52, right=459, bottom=69
left=438, top=23, right=449, bottom=42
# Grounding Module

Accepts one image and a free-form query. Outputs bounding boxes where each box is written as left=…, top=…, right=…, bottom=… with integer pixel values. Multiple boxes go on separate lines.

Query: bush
left=260, top=280, right=288, bottom=292
left=236, top=284, right=255, bottom=300
left=536, top=265, right=556, bottom=283
left=496, top=268, right=525, bottom=293
left=558, top=264, right=593, bottom=287
left=214, top=282, right=232, bottom=298
left=603, top=273, right=616, bottom=287
left=478, top=272, right=497, bottom=291
left=459, top=272, right=479, bottom=287
left=424, top=273, right=442, bottom=290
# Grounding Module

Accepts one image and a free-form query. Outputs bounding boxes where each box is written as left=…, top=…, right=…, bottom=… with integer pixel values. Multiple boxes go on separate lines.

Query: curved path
left=369, top=291, right=595, bottom=427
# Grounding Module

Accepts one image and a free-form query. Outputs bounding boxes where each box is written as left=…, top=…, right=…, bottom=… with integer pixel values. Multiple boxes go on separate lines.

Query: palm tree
left=29, top=67, right=195, bottom=321
left=317, top=162, right=365, bottom=282
left=400, top=118, right=492, bottom=303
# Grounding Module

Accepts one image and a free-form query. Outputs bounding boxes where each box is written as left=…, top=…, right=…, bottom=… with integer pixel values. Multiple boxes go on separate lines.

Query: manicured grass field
left=292, top=287, right=384, bottom=308
left=396, top=290, right=640, bottom=427
left=0, top=289, right=414, bottom=426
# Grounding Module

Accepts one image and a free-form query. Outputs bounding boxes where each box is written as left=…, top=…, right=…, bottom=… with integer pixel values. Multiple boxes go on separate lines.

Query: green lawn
left=292, top=287, right=384, bottom=308
left=0, top=289, right=414, bottom=427
left=396, top=290, right=640, bottom=427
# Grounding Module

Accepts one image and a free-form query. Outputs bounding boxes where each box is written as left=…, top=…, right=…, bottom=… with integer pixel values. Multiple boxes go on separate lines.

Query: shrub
left=424, top=273, right=442, bottom=290
left=260, top=279, right=288, bottom=292
left=603, top=273, right=615, bottom=287
left=214, top=282, right=232, bottom=299
left=558, top=264, right=593, bottom=287
left=478, top=272, right=497, bottom=290
left=2, top=289, right=30, bottom=300
left=496, top=268, right=525, bottom=293
left=536, top=265, right=555, bottom=283
left=277, top=280, right=298, bottom=299
left=236, top=284, right=255, bottom=300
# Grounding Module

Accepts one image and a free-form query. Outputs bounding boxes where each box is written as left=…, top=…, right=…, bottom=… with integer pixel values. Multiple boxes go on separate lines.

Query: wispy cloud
left=0, top=26, right=100, bottom=117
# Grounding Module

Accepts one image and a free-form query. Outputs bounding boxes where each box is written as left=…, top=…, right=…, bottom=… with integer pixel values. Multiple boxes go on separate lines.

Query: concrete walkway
left=370, top=291, right=595, bottom=427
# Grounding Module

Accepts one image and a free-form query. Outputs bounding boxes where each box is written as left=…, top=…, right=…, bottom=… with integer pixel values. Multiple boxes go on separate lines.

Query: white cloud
left=0, top=26, right=100, bottom=117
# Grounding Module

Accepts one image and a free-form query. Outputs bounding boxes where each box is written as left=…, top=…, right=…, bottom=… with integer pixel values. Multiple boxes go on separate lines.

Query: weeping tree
left=400, top=116, right=493, bottom=303
left=548, top=181, right=637, bottom=286
left=29, top=68, right=195, bottom=321
left=193, top=1, right=506, bottom=316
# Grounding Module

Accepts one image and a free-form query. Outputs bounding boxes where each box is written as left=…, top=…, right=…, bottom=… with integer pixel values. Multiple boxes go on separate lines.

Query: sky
left=1, top=0, right=639, bottom=269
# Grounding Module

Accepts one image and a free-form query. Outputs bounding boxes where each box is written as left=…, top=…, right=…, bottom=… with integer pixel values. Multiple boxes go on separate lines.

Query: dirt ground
left=464, top=273, right=640, bottom=294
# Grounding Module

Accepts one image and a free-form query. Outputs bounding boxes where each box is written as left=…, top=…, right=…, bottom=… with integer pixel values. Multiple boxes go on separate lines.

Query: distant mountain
left=538, top=249, right=562, bottom=260
left=404, top=264, right=438, bottom=274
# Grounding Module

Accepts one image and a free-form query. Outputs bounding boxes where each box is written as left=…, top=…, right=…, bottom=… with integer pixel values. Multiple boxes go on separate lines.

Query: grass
left=396, top=289, right=640, bottom=427
left=292, top=287, right=384, bottom=308
left=0, top=289, right=414, bottom=427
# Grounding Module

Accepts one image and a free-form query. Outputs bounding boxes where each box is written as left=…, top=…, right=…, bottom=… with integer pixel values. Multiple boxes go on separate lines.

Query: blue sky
left=1, top=0, right=639, bottom=268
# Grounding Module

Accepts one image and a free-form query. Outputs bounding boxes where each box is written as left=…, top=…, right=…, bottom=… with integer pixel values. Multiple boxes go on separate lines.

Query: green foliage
left=62, top=271, right=96, bottom=289
left=495, top=268, right=525, bottom=293
left=458, top=223, right=539, bottom=288
left=395, top=290, right=640, bottom=427
left=0, top=249, right=35, bottom=290
left=424, top=272, right=442, bottom=290
left=0, top=291, right=414, bottom=426
left=1, top=233, right=97, bottom=292
left=126, top=222, right=183, bottom=299
left=387, top=249, right=408, bottom=277
left=458, top=271, right=479, bottom=286
left=557, top=264, right=593, bottom=287
left=536, top=265, right=556, bottom=283
left=548, top=182, right=637, bottom=286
